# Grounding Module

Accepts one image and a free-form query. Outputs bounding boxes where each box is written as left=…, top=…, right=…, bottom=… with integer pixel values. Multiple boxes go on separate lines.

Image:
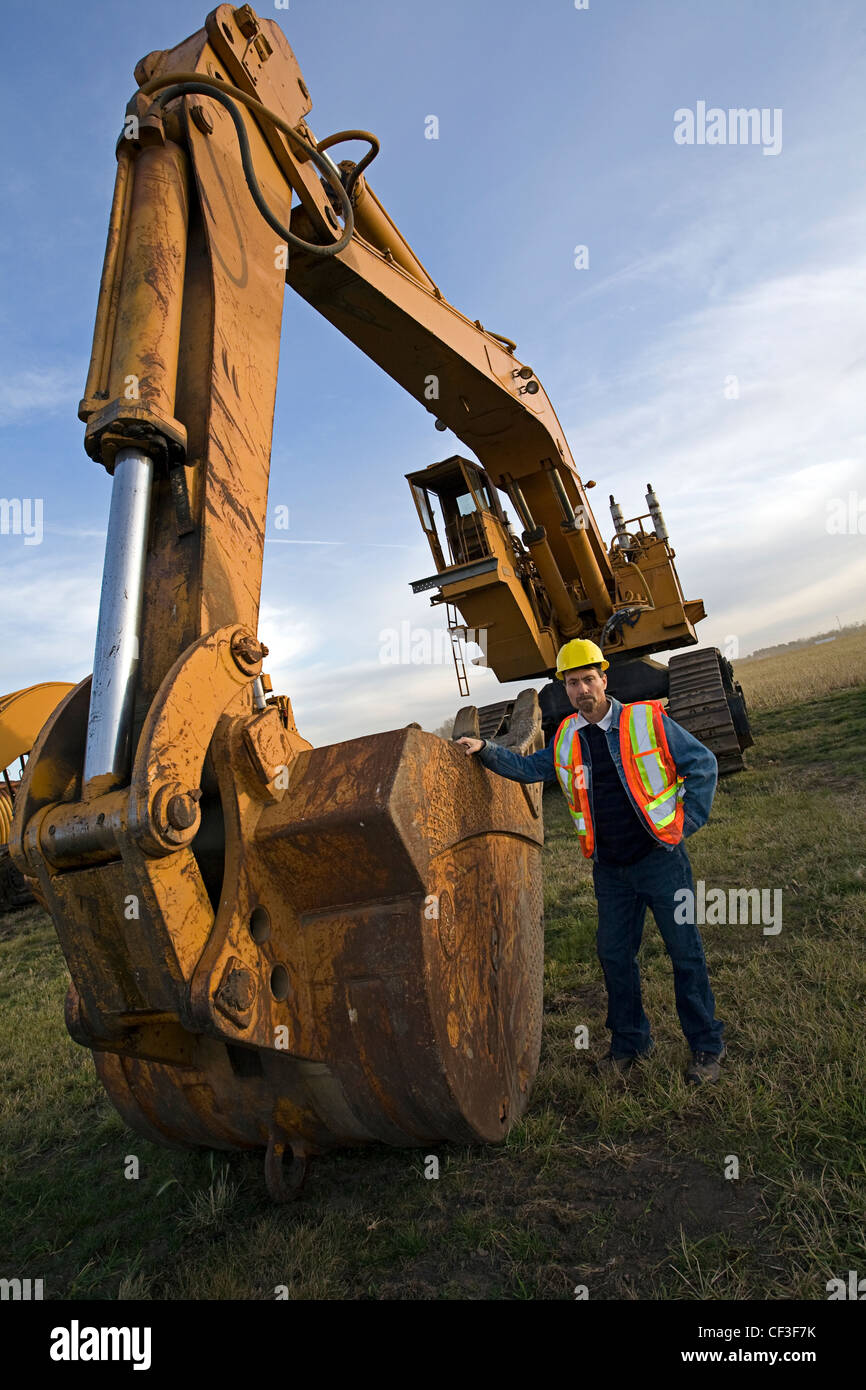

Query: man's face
left=564, top=667, right=609, bottom=721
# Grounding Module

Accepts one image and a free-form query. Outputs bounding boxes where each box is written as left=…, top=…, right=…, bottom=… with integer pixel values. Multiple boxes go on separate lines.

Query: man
left=456, top=639, right=726, bottom=1083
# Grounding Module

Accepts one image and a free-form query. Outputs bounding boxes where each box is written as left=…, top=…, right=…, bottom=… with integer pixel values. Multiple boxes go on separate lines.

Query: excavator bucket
left=12, top=659, right=544, bottom=1198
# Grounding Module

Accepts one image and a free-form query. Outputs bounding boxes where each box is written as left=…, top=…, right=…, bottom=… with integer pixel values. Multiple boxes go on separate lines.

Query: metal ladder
left=446, top=603, right=470, bottom=698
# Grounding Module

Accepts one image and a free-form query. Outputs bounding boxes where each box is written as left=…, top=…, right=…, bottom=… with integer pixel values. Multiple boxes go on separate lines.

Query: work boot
left=686, top=1046, right=727, bottom=1084
left=596, top=1049, right=648, bottom=1076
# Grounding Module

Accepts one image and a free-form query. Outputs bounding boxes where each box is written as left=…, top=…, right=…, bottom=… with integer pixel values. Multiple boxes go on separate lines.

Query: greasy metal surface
left=84, top=140, right=189, bottom=459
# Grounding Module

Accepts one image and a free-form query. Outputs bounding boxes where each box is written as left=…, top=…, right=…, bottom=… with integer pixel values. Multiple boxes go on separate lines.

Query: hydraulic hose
left=315, top=130, right=380, bottom=200
left=139, top=73, right=356, bottom=256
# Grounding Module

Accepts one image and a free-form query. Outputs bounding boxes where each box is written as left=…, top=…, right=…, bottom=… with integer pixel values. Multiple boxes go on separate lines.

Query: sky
left=1, top=0, right=864, bottom=746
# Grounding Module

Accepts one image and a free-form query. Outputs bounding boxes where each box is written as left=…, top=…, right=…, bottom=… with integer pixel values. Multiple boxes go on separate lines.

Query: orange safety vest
left=553, top=701, right=685, bottom=859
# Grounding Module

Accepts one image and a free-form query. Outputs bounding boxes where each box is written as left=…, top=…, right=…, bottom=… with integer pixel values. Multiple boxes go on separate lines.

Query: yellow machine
left=11, top=5, right=748, bottom=1198
left=408, top=456, right=751, bottom=773
left=0, top=684, right=74, bottom=912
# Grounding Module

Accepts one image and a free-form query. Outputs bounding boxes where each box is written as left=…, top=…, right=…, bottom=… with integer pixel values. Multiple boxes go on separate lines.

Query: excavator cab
left=407, top=456, right=509, bottom=572
left=407, top=455, right=561, bottom=681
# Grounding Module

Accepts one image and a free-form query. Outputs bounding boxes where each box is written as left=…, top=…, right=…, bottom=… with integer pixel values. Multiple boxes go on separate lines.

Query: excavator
left=0, top=684, right=74, bottom=911
left=11, top=5, right=751, bottom=1199
left=407, top=459, right=752, bottom=775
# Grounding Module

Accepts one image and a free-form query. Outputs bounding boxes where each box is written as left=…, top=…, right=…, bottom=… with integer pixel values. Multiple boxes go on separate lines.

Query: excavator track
left=476, top=702, right=517, bottom=742
left=667, top=648, right=753, bottom=776
left=452, top=689, right=544, bottom=755
left=0, top=844, right=35, bottom=913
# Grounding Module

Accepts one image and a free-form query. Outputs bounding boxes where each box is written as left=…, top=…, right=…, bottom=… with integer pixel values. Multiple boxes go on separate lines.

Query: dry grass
left=736, top=629, right=866, bottom=711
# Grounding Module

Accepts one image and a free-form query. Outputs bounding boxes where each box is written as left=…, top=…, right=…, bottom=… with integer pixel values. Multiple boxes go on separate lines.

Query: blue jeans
left=592, top=842, right=725, bottom=1057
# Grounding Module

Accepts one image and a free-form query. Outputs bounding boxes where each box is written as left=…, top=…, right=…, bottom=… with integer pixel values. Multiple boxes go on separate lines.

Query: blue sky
left=1, top=0, right=864, bottom=744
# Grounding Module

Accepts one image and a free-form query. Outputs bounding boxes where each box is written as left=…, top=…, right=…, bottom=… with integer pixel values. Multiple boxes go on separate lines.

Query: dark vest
left=580, top=722, right=658, bottom=866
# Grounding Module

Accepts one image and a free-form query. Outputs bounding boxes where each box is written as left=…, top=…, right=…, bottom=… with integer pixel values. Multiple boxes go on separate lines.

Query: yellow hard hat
left=555, top=638, right=609, bottom=679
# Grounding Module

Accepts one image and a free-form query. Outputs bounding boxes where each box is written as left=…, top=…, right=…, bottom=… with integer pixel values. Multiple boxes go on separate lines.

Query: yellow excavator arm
left=11, top=5, right=550, bottom=1200
left=76, top=0, right=703, bottom=708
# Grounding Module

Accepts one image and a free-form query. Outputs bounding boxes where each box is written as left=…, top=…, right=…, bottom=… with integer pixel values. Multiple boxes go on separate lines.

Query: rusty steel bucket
left=13, top=645, right=544, bottom=1198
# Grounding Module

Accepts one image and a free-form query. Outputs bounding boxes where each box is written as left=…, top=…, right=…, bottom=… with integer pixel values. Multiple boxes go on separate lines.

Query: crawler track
left=667, top=647, right=753, bottom=776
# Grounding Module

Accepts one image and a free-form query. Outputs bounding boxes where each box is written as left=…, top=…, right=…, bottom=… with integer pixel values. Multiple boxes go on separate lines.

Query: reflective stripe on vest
left=552, top=701, right=685, bottom=857
left=553, top=714, right=594, bottom=856
left=620, top=701, right=685, bottom=841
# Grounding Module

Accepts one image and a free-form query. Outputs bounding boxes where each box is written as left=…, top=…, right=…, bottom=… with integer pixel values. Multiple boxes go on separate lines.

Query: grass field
left=736, top=627, right=866, bottom=711
left=1, top=684, right=864, bottom=1301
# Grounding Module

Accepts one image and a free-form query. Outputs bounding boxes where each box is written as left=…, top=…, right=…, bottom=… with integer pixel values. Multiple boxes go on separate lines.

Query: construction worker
left=456, top=639, right=725, bottom=1083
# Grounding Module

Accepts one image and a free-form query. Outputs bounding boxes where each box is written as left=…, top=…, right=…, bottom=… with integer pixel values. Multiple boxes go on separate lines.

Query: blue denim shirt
left=476, top=696, right=718, bottom=860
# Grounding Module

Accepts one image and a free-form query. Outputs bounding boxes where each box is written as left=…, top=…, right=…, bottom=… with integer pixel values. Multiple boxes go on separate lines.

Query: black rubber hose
left=315, top=130, right=380, bottom=200
left=142, top=75, right=354, bottom=256
left=600, top=607, right=645, bottom=648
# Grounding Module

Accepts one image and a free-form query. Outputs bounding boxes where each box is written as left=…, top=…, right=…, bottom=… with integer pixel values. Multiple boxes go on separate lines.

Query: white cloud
left=561, top=244, right=866, bottom=654
left=0, top=558, right=99, bottom=691
left=0, top=366, right=80, bottom=425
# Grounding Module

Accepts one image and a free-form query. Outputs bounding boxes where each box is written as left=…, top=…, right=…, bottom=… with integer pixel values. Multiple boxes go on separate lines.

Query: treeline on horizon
left=742, top=621, right=865, bottom=663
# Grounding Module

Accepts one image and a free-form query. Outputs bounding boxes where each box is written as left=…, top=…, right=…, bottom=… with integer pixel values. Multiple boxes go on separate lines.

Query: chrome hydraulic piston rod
left=82, top=447, right=154, bottom=791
